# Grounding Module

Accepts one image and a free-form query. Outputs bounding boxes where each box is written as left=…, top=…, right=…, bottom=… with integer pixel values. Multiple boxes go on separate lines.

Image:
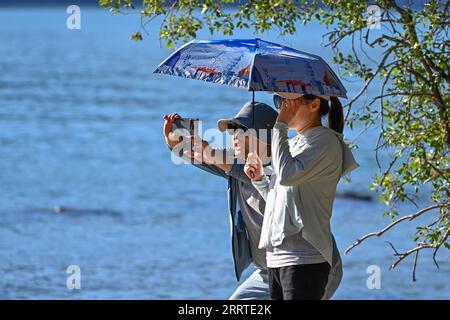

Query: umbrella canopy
left=153, top=38, right=347, bottom=99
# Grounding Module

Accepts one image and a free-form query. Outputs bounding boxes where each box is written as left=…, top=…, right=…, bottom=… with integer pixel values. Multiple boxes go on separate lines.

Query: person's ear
left=310, top=97, right=321, bottom=113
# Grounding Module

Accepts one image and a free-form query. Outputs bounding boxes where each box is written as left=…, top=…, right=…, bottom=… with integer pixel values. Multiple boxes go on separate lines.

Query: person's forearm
left=272, top=121, right=308, bottom=185
left=209, top=149, right=232, bottom=173
left=167, top=138, right=234, bottom=173
left=167, top=138, right=229, bottom=179
left=214, top=162, right=232, bottom=173
left=271, top=122, right=290, bottom=175
left=272, top=122, right=326, bottom=186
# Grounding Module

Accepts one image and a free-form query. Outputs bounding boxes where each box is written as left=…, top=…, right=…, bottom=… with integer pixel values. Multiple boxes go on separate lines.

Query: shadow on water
left=336, top=191, right=372, bottom=202
left=27, top=206, right=123, bottom=218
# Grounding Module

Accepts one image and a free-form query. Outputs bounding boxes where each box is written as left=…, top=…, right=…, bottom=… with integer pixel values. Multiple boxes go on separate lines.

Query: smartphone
left=171, top=117, right=199, bottom=137
left=171, top=117, right=200, bottom=162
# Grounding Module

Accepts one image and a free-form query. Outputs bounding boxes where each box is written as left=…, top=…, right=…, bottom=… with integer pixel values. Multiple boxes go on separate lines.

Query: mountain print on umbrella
left=153, top=38, right=347, bottom=99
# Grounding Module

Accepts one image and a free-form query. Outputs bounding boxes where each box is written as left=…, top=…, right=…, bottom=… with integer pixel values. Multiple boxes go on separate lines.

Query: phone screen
left=172, top=118, right=199, bottom=137
left=171, top=118, right=200, bottom=163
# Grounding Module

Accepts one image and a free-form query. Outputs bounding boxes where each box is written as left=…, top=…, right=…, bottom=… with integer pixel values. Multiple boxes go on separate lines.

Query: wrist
left=252, top=174, right=268, bottom=184
left=252, top=175, right=263, bottom=182
left=208, top=148, right=217, bottom=165
left=165, top=138, right=177, bottom=149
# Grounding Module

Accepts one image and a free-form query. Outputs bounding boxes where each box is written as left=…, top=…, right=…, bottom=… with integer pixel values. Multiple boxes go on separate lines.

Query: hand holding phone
left=171, top=117, right=199, bottom=137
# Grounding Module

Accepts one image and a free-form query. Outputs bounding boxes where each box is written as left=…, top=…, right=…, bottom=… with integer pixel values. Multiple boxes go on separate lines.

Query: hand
left=162, top=113, right=182, bottom=148
left=183, top=137, right=215, bottom=164
left=276, top=98, right=297, bottom=125
left=244, top=152, right=264, bottom=181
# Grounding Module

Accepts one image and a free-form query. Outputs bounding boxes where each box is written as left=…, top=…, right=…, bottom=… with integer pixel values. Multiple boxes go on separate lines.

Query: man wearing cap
left=162, top=101, right=278, bottom=299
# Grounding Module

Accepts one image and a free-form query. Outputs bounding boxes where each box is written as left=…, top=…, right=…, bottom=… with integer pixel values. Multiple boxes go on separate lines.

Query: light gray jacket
left=252, top=122, right=360, bottom=299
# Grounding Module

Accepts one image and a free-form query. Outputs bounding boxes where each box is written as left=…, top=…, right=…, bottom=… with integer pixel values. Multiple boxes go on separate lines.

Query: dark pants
left=268, top=262, right=331, bottom=300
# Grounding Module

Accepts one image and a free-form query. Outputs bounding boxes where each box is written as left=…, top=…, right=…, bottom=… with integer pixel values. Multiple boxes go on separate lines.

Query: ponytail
left=303, top=94, right=345, bottom=134
left=329, top=96, right=344, bottom=134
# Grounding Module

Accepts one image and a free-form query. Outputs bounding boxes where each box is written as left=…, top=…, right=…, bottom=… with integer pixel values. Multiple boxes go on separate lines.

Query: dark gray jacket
left=170, top=147, right=258, bottom=281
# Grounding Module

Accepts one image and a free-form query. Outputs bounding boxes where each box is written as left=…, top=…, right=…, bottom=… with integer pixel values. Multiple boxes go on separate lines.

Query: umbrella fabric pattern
left=154, top=38, right=347, bottom=99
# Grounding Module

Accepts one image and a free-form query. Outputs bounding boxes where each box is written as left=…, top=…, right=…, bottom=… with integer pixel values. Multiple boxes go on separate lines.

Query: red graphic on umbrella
left=323, top=72, right=336, bottom=86
left=191, top=66, right=222, bottom=75
left=278, top=79, right=311, bottom=86
left=238, top=64, right=251, bottom=78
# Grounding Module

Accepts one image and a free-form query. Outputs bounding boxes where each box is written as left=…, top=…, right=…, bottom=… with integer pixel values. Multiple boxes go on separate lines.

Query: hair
left=303, top=94, right=344, bottom=134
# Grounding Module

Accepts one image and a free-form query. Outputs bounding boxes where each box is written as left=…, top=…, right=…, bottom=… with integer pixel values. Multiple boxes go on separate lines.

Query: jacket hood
left=300, top=125, right=360, bottom=177
left=329, top=129, right=360, bottom=177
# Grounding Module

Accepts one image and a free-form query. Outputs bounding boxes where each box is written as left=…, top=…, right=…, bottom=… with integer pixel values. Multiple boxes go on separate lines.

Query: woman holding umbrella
left=154, top=37, right=357, bottom=299
left=244, top=92, right=359, bottom=300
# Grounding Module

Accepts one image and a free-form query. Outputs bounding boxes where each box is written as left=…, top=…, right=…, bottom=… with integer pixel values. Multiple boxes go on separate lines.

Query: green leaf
left=131, top=31, right=143, bottom=41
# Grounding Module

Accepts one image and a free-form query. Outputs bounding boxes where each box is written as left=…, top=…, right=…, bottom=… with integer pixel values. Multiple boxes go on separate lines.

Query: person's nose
left=232, top=134, right=242, bottom=145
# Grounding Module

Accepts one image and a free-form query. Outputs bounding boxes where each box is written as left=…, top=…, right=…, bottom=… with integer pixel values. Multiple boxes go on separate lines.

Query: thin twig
left=412, top=250, right=419, bottom=282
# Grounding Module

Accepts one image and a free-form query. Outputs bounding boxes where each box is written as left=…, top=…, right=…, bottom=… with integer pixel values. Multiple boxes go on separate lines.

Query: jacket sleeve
left=251, top=174, right=270, bottom=201
left=168, top=141, right=257, bottom=183
left=167, top=144, right=228, bottom=179
left=227, top=158, right=252, bottom=184
left=271, top=122, right=336, bottom=186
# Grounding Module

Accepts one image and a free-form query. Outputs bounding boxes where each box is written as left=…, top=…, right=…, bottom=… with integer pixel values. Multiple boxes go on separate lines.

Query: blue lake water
left=0, top=7, right=448, bottom=299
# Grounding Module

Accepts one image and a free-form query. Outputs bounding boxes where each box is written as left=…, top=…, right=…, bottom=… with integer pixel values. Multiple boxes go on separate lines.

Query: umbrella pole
left=252, top=90, right=255, bottom=128
left=249, top=89, right=256, bottom=180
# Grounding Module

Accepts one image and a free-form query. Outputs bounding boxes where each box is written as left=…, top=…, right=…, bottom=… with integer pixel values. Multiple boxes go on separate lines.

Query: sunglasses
left=273, top=94, right=285, bottom=109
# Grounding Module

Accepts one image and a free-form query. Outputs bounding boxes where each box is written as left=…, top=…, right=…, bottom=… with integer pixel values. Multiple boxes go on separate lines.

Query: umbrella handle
left=252, top=90, right=255, bottom=129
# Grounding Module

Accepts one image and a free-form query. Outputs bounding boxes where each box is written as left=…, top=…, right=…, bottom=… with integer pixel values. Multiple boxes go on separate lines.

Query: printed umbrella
left=153, top=38, right=347, bottom=99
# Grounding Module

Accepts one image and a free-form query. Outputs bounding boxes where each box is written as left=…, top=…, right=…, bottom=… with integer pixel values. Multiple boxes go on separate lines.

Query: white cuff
left=252, top=174, right=269, bottom=187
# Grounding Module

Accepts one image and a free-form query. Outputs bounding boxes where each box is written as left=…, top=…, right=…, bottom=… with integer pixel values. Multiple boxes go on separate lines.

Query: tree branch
left=345, top=203, right=450, bottom=254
